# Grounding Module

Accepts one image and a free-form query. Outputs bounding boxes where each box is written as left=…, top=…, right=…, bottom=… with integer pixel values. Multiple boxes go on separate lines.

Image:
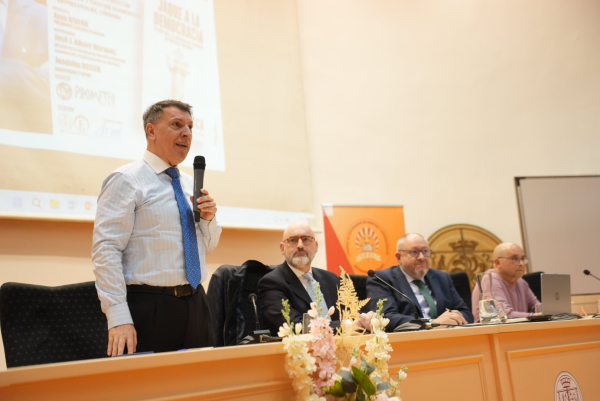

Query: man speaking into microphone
left=92, top=100, right=222, bottom=356
left=367, top=233, right=473, bottom=331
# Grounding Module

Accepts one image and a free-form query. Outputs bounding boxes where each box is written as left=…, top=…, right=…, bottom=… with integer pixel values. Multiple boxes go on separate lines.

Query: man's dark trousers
left=127, top=285, right=215, bottom=353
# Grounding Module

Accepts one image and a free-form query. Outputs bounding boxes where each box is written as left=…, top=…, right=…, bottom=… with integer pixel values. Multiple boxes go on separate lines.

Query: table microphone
left=367, top=270, right=429, bottom=331
left=193, top=156, right=206, bottom=222
left=248, top=293, right=261, bottom=331
left=583, top=269, right=600, bottom=282
left=238, top=293, right=274, bottom=345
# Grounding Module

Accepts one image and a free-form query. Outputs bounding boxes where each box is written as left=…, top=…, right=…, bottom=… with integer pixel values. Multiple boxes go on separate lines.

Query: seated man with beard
left=258, top=222, right=374, bottom=335
left=367, top=233, right=473, bottom=331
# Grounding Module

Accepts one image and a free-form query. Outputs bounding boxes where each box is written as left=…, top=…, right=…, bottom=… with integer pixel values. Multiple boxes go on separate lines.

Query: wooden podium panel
left=387, top=325, right=499, bottom=401
left=0, top=319, right=598, bottom=401
left=494, top=321, right=600, bottom=401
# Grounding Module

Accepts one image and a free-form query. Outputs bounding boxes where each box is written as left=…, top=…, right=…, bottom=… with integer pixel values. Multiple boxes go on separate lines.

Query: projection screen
left=0, top=0, right=315, bottom=229
left=516, top=176, right=600, bottom=295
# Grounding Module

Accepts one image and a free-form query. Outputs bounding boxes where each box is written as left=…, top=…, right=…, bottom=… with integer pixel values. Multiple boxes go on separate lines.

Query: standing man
left=471, top=243, right=539, bottom=322
left=258, top=222, right=374, bottom=335
left=367, top=233, right=473, bottom=331
left=93, top=100, right=221, bottom=356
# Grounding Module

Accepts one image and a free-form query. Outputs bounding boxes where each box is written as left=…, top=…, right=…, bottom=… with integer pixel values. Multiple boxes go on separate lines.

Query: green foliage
left=281, top=299, right=291, bottom=327
left=325, top=380, right=345, bottom=398
left=313, top=282, right=324, bottom=317
left=352, top=366, right=376, bottom=397
left=325, top=356, right=393, bottom=400
left=376, top=298, right=387, bottom=317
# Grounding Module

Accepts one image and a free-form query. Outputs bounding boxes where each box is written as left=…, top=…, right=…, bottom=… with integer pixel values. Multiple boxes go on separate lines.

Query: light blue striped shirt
left=92, top=150, right=222, bottom=329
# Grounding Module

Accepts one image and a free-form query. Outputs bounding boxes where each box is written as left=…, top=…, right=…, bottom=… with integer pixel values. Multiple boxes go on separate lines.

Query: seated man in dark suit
left=367, top=233, right=473, bottom=332
left=258, top=222, right=373, bottom=335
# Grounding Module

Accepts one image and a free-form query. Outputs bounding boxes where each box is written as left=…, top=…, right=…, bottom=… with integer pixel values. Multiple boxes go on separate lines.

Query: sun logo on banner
left=347, top=222, right=387, bottom=274
left=355, top=226, right=380, bottom=262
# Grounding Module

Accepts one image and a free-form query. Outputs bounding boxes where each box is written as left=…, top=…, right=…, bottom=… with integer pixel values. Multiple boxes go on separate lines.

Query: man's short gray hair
left=142, top=100, right=193, bottom=138
left=396, top=233, right=426, bottom=251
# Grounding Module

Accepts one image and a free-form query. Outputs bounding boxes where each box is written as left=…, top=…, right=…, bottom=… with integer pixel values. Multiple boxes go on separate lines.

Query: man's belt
left=126, top=284, right=197, bottom=297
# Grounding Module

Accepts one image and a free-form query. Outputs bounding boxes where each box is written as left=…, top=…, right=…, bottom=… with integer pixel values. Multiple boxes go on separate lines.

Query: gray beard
left=290, top=254, right=311, bottom=268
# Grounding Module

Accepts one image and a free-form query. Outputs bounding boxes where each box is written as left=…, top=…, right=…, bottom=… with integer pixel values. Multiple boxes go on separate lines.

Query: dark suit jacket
left=367, top=265, right=474, bottom=331
left=258, top=262, right=340, bottom=335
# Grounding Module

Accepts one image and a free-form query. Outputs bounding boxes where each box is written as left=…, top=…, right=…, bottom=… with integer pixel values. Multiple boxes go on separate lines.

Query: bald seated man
left=258, top=222, right=375, bottom=335
left=367, top=233, right=473, bottom=332
left=472, top=243, right=539, bottom=322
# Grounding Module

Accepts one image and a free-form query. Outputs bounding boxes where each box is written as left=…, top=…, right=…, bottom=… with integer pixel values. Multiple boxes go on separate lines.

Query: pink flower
left=375, top=394, right=400, bottom=401
left=309, top=316, right=336, bottom=396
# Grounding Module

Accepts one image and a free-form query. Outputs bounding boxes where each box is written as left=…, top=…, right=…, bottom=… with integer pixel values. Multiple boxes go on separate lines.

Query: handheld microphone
left=583, top=270, right=600, bottom=282
left=193, top=156, right=206, bottom=222
left=368, top=270, right=421, bottom=320
left=248, top=293, right=261, bottom=331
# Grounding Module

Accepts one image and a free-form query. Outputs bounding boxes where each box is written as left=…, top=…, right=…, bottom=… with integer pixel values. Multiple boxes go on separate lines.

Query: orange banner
left=322, top=205, right=405, bottom=275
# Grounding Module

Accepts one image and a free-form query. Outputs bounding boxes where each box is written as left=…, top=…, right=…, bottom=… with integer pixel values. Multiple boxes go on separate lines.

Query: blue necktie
left=165, top=167, right=201, bottom=289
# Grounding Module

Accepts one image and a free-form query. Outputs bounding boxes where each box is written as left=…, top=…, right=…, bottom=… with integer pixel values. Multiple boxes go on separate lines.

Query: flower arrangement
left=279, top=269, right=407, bottom=401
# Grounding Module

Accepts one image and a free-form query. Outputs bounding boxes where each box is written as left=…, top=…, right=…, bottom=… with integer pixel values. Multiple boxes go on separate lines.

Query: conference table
left=0, top=319, right=598, bottom=400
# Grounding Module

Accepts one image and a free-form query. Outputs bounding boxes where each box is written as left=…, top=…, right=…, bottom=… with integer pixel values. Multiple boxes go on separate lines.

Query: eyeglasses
left=498, top=257, right=529, bottom=265
left=398, top=249, right=433, bottom=258
left=283, top=236, right=315, bottom=246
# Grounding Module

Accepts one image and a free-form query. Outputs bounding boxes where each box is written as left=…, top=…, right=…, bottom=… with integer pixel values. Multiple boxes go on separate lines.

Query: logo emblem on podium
left=555, top=371, right=583, bottom=401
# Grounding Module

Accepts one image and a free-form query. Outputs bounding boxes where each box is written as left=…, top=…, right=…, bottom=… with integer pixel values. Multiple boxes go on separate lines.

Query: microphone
left=193, top=156, right=206, bottom=222
left=368, top=270, right=421, bottom=320
left=248, top=293, right=260, bottom=331
left=583, top=270, right=600, bottom=282
left=237, top=293, right=274, bottom=345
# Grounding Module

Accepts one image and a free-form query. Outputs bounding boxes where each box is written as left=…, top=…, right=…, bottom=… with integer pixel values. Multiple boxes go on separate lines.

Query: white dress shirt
left=92, top=150, right=222, bottom=329
left=287, top=262, right=314, bottom=292
left=400, top=268, right=437, bottom=319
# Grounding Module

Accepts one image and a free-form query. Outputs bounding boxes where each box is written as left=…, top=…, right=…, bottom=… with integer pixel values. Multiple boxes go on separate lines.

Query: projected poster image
left=0, top=0, right=225, bottom=170
left=0, top=0, right=52, bottom=134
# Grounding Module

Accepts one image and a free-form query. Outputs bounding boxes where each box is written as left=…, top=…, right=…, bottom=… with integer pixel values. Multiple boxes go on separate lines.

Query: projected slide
left=0, top=0, right=225, bottom=170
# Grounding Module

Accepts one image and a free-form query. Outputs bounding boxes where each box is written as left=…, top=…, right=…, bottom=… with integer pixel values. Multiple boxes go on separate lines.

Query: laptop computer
left=540, top=273, right=571, bottom=315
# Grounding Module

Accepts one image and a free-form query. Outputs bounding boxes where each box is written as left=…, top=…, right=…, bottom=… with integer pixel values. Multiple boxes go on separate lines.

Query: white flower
left=278, top=323, right=291, bottom=338
left=295, top=322, right=303, bottom=334
left=371, top=316, right=390, bottom=331
left=308, top=302, right=318, bottom=318
left=327, top=306, right=335, bottom=316
left=397, top=370, right=407, bottom=381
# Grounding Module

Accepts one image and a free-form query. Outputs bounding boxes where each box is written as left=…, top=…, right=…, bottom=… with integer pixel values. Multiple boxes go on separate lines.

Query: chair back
left=209, top=261, right=274, bottom=346
left=206, top=264, right=242, bottom=347
left=239, top=261, right=274, bottom=339
left=348, top=274, right=371, bottom=313
left=0, top=281, right=107, bottom=368
left=522, top=271, right=543, bottom=302
left=449, top=271, right=472, bottom=309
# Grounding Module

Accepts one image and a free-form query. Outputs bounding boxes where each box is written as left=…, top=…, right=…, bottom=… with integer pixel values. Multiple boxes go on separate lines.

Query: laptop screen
left=541, top=274, right=571, bottom=315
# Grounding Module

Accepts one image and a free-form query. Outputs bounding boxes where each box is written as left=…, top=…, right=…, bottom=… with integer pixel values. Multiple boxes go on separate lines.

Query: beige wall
left=297, top=0, right=600, bottom=246
left=2, top=0, right=600, bottom=370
